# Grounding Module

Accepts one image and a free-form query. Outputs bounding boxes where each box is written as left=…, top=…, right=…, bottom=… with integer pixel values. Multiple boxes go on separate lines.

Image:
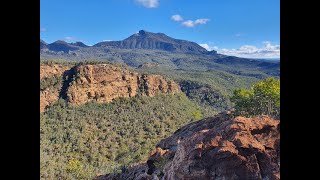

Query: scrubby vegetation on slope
left=40, top=93, right=203, bottom=179
left=136, top=66, right=265, bottom=117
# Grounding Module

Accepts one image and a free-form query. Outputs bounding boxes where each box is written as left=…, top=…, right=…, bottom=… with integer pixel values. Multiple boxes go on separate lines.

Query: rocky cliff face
left=66, top=64, right=139, bottom=105
left=40, top=64, right=71, bottom=79
left=40, top=90, right=59, bottom=113
left=40, top=64, right=71, bottom=112
left=97, top=112, right=280, bottom=180
left=40, top=63, right=180, bottom=112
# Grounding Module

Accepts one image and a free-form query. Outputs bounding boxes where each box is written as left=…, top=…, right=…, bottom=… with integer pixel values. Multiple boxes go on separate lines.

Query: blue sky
left=40, top=0, right=280, bottom=58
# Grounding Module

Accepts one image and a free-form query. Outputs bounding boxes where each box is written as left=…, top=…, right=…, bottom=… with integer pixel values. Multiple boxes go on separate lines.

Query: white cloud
left=181, top=18, right=210, bottom=27
left=136, top=0, right=159, bottom=8
left=64, top=37, right=76, bottom=41
left=198, top=41, right=280, bottom=58
left=103, top=40, right=112, bottom=42
left=263, top=41, right=280, bottom=51
left=238, top=45, right=259, bottom=53
left=171, top=14, right=183, bottom=22
left=171, top=14, right=210, bottom=27
left=194, top=18, right=210, bottom=25
left=181, top=20, right=195, bottom=27
left=199, top=43, right=213, bottom=51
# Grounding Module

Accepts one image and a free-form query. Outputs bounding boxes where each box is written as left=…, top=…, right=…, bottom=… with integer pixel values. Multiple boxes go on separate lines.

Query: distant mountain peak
left=40, top=39, right=48, bottom=49
left=41, top=30, right=220, bottom=55
left=71, top=41, right=88, bottom=47
left=138, top=30, right=146, bottom=35
left=40, top=39, right=47, bottom=45
left=93, top=30, right=211, bottom=54
left=46, top=40, right=79, bottom=53
left=53, top=40, right=68, bottom=44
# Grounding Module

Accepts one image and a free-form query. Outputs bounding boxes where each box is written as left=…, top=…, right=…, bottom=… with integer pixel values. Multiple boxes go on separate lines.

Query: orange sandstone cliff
left=40, top=63, right=180, bottom=112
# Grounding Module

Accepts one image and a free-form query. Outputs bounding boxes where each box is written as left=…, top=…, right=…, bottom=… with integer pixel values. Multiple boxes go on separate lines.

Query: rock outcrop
left=66, top=64, right=180, bottom=105
left=66, top=64, right=139, bottom=105
left=40, top=89, right=59, bottom=113
left=97, top=112, right=280, bottom=180
left=40, top=64, right=71, bottom=80
left=40, top=63, right=180, bottom=112
left=40, top=64, right=71, bottom=112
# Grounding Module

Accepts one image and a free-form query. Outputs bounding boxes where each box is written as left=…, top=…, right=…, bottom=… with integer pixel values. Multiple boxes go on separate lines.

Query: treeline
left=40, top=59, right=129, bottom=68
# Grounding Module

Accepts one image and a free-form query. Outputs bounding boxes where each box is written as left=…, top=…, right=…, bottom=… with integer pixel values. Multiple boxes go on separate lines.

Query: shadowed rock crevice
left=59, top=66, right=76, bottom=100
left=251, top=125, right=273, bottom=135
left=146, top=160, right=156, bottom=175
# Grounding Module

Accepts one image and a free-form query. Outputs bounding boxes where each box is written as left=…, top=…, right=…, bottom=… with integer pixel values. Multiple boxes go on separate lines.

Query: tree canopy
left=231, top=77, right=280, bottom=118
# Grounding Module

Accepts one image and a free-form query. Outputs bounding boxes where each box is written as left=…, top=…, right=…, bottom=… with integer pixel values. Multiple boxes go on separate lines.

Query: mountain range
left=40, top=30, right=279, bottom=77
left=41, top=30, right=215, bottom=54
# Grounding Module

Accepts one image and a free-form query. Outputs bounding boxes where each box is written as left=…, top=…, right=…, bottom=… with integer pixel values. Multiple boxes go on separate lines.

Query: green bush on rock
left=231, top=77, right=280, bottom=118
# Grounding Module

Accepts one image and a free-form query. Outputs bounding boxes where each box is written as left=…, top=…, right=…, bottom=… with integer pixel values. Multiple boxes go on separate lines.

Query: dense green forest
left=40, top=93, right=204, bottom=179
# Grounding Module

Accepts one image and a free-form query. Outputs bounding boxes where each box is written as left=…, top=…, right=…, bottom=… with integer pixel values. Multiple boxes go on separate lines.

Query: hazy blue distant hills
left=70, top=41, right=89, bottom=48
left=46, top=40, right=80, bottom=53
left=249, top=58, right=280, bottom=62
left=40, top=39, right=47, bottom=49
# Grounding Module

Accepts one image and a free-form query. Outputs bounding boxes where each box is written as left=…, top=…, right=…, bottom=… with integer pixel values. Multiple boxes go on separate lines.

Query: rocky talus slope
left=97, top=112, right=280, bottom=180
left=40, top=63, right=180, bottom=112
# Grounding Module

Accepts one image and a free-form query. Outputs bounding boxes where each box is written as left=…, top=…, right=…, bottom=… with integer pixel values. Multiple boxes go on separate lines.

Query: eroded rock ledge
left=40, top=63, right=180, bottom=112
left=97, top=112, right=280, bottom=180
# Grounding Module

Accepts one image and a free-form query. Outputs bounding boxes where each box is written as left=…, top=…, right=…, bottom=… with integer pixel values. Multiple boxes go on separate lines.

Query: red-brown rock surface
left=140, top=74, right=180, bottom=97
left=40, top=63, right=180, bottom=112
left=98, top=112, right=280, bottom=180
left=40, top=64, right=71, bottom=80
left=40, top=64, right=71, bottom=112
left=40, top=89, right=59, bottom=112
left=66, top=64, right=140, bottom=105
left=66, top=64, right=180, bottom=105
